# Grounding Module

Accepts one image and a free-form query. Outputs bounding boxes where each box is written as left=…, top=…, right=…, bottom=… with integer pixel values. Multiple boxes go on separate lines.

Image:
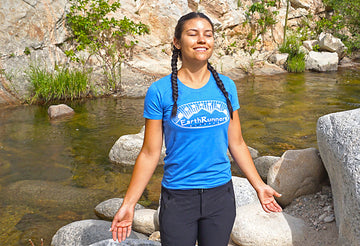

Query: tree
left=66, top=0, right=149, bottom=92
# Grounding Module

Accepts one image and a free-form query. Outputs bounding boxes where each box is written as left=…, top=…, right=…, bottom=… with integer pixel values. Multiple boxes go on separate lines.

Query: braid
left=207, top=62, right=234, bottom=119
left=171, top=47, right=180, bottom=117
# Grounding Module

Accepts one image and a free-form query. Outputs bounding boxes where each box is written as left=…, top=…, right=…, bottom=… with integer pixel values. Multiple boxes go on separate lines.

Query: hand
left=110, top=206, right=134, bottom=242
left=256, top=185, right=283, bottom=213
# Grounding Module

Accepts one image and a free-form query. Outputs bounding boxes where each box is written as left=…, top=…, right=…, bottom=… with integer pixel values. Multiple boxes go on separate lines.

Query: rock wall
left=0, top=0, right=326, bottom=104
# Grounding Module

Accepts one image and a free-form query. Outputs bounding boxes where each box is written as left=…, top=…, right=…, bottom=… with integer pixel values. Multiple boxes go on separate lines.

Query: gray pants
left=159, top=180, right=236, bottom=246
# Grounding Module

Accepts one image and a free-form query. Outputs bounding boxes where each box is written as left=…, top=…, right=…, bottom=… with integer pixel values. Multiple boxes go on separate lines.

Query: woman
left=111, top=12, right=282, bottom=246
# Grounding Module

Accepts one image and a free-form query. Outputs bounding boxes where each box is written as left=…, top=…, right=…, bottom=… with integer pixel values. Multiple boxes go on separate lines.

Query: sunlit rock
left=231, top=202, right=306, bottom=246
left=317, top=108, right=360, bottom=245
left=267, top=148, right=327, bottom=206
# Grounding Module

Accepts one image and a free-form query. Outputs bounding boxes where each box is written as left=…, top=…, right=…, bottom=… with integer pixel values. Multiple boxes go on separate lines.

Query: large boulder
left=267, top=148, right=327, bottom=206
left=109, top=126, right=166, bottom=165
left=51, top=219, right=147, bottom=246
left=305, top=51, right=339, bottom=72
left=318, top=32, right=347, bottom=59
left=231, top=202, right=306, bottom=246
left=317, top=108, right=360, bottom=245
left=95, top=198, right=144, bottom=221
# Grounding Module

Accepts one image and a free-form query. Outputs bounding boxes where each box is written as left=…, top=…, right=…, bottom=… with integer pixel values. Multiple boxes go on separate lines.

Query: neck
left=178, top=61, right=210, bottom=89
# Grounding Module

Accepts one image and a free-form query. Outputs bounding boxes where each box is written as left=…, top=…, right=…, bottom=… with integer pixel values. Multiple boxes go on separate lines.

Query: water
left=0, top=68, right=359, bottom=245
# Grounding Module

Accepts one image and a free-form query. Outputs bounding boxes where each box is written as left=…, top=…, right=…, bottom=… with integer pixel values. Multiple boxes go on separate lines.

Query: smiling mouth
left=194, top=47, right=207, bottom=51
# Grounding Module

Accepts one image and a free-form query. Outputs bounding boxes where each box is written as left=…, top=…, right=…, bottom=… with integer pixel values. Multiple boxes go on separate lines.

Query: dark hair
left=171, top=12, right=233, bottom=119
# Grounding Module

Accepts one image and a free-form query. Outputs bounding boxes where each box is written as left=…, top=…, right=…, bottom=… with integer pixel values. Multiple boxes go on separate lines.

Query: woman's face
left=174, top=17, right=214, bottom=64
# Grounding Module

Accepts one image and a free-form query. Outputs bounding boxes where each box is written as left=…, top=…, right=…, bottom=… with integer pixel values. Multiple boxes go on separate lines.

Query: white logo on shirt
left=172, top=100, right=229, bottom=129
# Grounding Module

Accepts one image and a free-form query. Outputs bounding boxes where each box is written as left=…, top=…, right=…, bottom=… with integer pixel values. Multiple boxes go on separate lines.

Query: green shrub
left=279, top=33, right=306, bottom=73
left=286, top=52, right=305, bottom=73
left=27, top=65, right=90, bottom=103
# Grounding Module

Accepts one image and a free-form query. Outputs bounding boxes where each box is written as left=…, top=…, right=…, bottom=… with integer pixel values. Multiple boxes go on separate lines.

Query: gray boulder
left=231, top=202, right=306, bottom=246
left=253, top=156, right=280, bottom=181
left=317, top=108, right=360, bottom=245
left=305, top=51, right=339, bottom=72
left=95, top=198, right=144, bottom=221
left=109, top=127, right=166, bottom=165
left=51, top=219, right=147, bottom=246
left=267, top=148, right=327, bottom=206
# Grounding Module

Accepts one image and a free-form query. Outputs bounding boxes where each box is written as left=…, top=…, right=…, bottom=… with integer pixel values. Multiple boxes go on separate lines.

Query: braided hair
left=171, top=12, right=234, bottom=119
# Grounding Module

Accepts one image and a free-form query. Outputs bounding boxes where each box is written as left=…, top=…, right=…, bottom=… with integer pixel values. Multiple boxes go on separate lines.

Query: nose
left=197, top=34, right=205, bottom=44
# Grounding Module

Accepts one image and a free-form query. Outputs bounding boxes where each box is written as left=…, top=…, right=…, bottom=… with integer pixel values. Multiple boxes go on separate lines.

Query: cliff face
left=0, top=0, right=325, bottom=104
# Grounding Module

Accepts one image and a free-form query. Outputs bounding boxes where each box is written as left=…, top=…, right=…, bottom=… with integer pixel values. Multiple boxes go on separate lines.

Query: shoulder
left=146, top=74, right=172, bottom=95
left=149, top=74, right=172, bottom=90
left=217, top=73, right=237, bottom=90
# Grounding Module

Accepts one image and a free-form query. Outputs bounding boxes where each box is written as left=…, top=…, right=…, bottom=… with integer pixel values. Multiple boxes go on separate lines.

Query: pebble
left=324, top=214, right=335, bottom=223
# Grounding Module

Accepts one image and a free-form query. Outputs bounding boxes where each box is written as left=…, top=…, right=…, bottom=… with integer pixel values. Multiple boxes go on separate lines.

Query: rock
left=267, top=148, right=327, bottom=206
left=89, top=239, right=161, bottom=246
left=231, top=202, right=306, bottom=246
left=269, top=53, right=289, bottom=67
left=303, top=40, right=319, bottom=51
left=110, top=127, right=257, bottom=166
left=305, top=51, right=339, bottom=72
left=51, top=219, right=147, bottom=246
left=253, top=62, right=287, bottom=76
left=48, top=104, right=75, bottom=119
left=95, top=198, right=145, bottom=221
left=133, top=209, right=158, bottom=235
left=109, top=126, right=166, bottom=165
left=318, top=32, right=347, bottom=59
left=253, top=156, right=280, bottom=181
left=231, top=176, right=259, bottom=208
left=317, top=108, right=360, bottom=245
left=3, top=180, right=111, bottom=211
left=148, top=231, right=161, bottom=242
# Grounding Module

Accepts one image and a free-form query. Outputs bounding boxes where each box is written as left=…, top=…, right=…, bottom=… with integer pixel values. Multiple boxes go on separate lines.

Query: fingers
left=111, top=225, right=131, bottom=243
left=263, top=200, right=282, bottom=213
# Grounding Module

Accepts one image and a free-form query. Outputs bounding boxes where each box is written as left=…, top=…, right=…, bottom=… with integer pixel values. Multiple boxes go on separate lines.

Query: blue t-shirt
left=143, top=72, right=240, bottom=189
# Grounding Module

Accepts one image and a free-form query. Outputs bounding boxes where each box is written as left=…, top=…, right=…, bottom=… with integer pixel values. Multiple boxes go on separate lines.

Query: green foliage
left=286, top=52, right=305, bottom=73
left=66, top=0, right=149, bottom=92
left=316, top=0, right=360, bottom=52
left=244, top=0, right=279, bottom=54
left=24, top=47, right=31, bottom=56
left=27, top=65, right=90, bottom=103
left=312, top=44, right=320, bottom=52
left=279, top=33, right=305, bottom=73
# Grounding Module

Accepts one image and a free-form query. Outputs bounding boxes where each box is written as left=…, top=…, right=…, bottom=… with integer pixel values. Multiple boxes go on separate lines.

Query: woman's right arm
left=111, top=118, right=163, bottom=242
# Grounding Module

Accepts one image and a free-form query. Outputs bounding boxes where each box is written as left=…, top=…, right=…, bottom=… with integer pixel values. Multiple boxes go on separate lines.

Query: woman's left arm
left=228, top=110, right=282, bottom=213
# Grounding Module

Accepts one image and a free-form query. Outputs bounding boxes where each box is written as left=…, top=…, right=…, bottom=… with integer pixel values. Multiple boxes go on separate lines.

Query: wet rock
left=4, top=180, right=111, bottom=211
left=48, top=104, right=75, bottom=119
left=95, top=198, right=144, bottom=221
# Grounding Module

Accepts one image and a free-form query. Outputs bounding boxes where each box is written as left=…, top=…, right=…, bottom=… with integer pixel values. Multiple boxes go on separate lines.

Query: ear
left=173, top=38, right=181, bottom=50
